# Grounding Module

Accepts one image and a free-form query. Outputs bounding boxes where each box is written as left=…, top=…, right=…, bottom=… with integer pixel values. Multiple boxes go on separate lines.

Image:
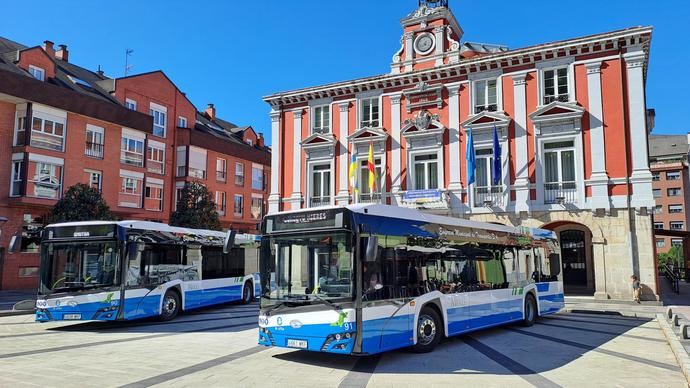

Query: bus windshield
left=40, top=241, right=120, bottom=294
left=261, top=232, right=353, bottom=304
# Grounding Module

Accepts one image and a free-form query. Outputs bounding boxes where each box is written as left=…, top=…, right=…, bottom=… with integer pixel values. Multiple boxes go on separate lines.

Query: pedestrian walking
left=631, top=275, right=641, bottom=303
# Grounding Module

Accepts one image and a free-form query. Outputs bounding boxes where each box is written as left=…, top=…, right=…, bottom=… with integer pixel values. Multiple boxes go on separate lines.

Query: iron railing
left=474, top=104, right=498, bottom=114
left=664, top=264, right=680, bottom=294
left=544, top=181, right=577, bottom=204
left=309, top=196, right=331, bottom=208
left=85, top=142, right=104, bottom=158
left=474, top=186, right=503, bottom=207
left=543, top=94, right=569, bottom=105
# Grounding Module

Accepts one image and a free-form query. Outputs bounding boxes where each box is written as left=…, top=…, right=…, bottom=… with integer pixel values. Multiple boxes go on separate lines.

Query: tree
left=170, top=182, right=221, bottom=230
left=658, top=245, right=684, bottom=270
left=49, top=183, right=114, bottom=223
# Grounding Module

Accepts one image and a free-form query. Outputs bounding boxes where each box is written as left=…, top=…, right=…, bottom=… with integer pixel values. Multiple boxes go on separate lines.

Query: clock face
left=415, top=33, right=434, bottom=55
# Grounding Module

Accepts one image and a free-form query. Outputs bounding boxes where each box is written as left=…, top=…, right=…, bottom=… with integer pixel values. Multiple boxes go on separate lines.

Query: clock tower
left=391, top=0, right=463, bottom=74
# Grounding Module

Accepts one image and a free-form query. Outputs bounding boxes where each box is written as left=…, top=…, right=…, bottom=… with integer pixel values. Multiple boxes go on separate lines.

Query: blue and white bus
left=258, top=204, right=563, bottom=354
left=36, top=220, right=260, bottom=322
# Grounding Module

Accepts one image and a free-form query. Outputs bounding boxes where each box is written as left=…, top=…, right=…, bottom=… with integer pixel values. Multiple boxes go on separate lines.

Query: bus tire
left=241, top=281, right=253, bottom=305
left=159, top=289, right=180, bottom=321
left=522, top=293, right=537, bottom=327
left=412, top=307, right=442, bottom=353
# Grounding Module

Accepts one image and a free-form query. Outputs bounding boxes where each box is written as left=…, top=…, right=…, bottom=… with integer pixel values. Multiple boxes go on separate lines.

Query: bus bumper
left=258, top=327, right=357, bottom=354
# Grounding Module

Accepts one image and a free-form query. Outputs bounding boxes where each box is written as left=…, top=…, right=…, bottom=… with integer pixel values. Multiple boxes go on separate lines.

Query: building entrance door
left=560, top=230, right=588, bottom=294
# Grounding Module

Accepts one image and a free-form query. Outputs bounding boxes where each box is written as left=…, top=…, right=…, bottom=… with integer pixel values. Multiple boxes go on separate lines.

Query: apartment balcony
left=118, top=192, right=142, bottom=208
left=120, top=151, right=144, bottom=167
left=147, top=160, right=164, bottom=175
left=308, top=196, right=332, bottom=208
left=473, top=185, right=504, bottom=208
left=27, top=178, right=61, bottom=200
left=544, top=181, right=577, bottom=204
left=400, top=189, right=449, bottom=210
left=85, top=142, right=104, bottom=159
left=543, top=93, right=569, bottom=105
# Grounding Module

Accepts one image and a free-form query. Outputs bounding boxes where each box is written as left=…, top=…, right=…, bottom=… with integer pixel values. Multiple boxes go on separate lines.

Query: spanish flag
left=349, top=151, right=358, bottom=195
left=367, top=142, right=376, bottom=193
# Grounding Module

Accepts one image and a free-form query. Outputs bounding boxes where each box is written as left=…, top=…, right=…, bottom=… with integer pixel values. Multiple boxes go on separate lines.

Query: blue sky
left=2, top=0, right=688, bottom=141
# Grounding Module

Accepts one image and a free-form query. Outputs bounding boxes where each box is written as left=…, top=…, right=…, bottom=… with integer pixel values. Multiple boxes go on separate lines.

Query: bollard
left=667, top=307, right=674, bottom=319
left=672, top=313, right=680, bottom=327
left=681, top=323, right=689, bottom=340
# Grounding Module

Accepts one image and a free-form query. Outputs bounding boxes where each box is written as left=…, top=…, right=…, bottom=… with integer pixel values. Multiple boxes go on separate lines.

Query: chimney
left=56, top=44, right=68, bottom=62
left=205, top=103, right=216, bottom=120
left=42, top=40, right=55, bottom=58
left=257, top=133, right=265, bottom=147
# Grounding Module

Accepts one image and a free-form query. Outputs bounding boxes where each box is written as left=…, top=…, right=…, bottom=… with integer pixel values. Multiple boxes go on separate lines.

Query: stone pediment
left=348, top=127, right=388, bottom=145
left=529, top=101, right=585, bottom=125
left=300, top=133, right=337, bottom=158
left=460, top=111, right=511, bottom=131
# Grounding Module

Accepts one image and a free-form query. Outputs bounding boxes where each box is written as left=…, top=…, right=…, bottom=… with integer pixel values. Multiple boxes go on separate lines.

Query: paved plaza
left=0, top=302, right=686, bottom=388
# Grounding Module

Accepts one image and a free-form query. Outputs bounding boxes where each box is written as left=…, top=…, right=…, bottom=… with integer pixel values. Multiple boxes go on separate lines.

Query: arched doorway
left=542, top=221, right=595, bottom=295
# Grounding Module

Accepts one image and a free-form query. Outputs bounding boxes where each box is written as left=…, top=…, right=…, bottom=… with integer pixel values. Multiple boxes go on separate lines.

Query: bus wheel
left=413, top=307, right=442, bottom=353
left=160, top=290, right=180, bottom=321
left=241, top=282, right=253, bottom=305
left=522, top=294, right=537, bottom=327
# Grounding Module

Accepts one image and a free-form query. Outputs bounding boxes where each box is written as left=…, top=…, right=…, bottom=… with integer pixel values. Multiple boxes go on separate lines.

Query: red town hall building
left=0, top=38, right=270, bottom=290
left=265, top=1, right=658, bottom=301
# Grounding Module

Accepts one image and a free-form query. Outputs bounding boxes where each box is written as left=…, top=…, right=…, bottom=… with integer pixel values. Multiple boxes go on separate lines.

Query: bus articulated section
left=258, top=204, right=564, bottom=355
left=36, top=220, right=260, bottom=322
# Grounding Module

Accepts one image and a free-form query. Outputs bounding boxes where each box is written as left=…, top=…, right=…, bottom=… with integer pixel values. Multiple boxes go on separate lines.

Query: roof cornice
left=264, top=26, right=652, bottom=108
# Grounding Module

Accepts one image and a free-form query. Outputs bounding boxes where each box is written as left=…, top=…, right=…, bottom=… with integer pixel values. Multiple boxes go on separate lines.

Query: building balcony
left=359, top=192, right=382, bottom=204
left=473, top=185, right=504, bottom=207
left=543, top=93, right=570, bottom=105
left=308, top=196, right=332, bottom=208
left=544, top=181, right=577, bottom=204
left=31, top=131, right=64, bottom=152
left=85, top=142, right=104, bottom=159
left=120, top=151, right=144, bottom=167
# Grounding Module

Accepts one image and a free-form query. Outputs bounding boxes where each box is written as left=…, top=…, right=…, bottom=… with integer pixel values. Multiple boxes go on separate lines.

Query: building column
left=624, top=51, right=654, bottom=210
left=404, top=32, right=414, bottom=72
left=447, top=84, right=464, bottom=215
left=512, top=73, right=529, bottom=213
left=390, top=94, right=402, bottom=205
left=586, top=61, right=610, bottom=211
left=268, top=110, right=282, bottom=214
left=336, top=102, right=350, bottom=205
left=289, top=108, right=304, bottom=209
left=433, top=26, right=445, bottom=66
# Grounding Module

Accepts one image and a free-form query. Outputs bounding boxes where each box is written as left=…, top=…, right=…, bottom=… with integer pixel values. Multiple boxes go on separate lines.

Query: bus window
left=503, top=248, right=518, bottom=287
left=141, top=244, right=184, bottom=285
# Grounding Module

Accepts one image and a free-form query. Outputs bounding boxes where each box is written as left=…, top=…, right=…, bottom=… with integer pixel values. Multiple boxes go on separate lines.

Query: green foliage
left=170, top=182, right=221, bottom=231
left=49, top=183, right=114, bottom=223
left=658, top=245, right=684, bottom=269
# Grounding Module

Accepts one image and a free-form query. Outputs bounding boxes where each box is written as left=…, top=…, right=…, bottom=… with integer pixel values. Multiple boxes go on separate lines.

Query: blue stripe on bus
left=536, top=283, right=550, bottom=292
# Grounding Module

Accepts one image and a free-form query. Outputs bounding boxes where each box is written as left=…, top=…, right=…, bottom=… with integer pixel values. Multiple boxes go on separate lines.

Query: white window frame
left=10, top=158, right=23, bottom=197
left=187, top=146, right=207, bottom=179
left=539, top=65, right=571, bottom=105
left=85, top=124, right=104, bottom=159
left=653, top=188, right=662, bottom=198
left=666, top=171, right=681, bottom=181
left=670, top=221, right=684, bottom=231
left=144, top=182, right=164, bottom=212
left=13, top=111, right=27, bottom=146
left=85, top=169, right=102, bottom=191
left=358, top=94, right=381, bottom=128
left=472, top=78, right=498, bottom=114
left=233, top=194, right=244, bottom=216
left=177, top=116, right=187, bottom=128
left=30, top=112, right=66, bottom=152
left=311, top=105, right=330, bottom=134
left=235, top=162, right=245, bottom=186
left=651, top=171, right=660, bottom=181
left=535, top=132, right=584, bottom=208
left=28, top=65, right=45, bottom=81
left=150, top=103, right=167, bottom=138
left=668, top=188, right=682, bottom=197
left=656, top=239, right=665, bottom=248
left=120, top=135, right=145, bottom=167
left=216, top=158, right=227, bottom=181
left=307, top=161, right=333, bottom=207
left=252, top=165, right=264, bottom=191
left=125, top=98, right=137, bottom=111
left=410, top=152, right=440, bottom=190
left=653, top=222, right=664, bottom=230
left=671, top=238, right=683, bottom=247
left=176, top=146, right=187, bottom=177
left=250, top=195, right=263, bottom=219
left=146, top=141, right=165, bottom=175
left=215, top=191, right=227, bottom=215
left=669, top=204, right=683, bottom=214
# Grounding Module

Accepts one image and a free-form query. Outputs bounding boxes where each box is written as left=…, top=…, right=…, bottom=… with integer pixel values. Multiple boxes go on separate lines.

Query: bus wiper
left=261, top=295, right=307, bottom=315
left=309, top=294, right=343, bottom=313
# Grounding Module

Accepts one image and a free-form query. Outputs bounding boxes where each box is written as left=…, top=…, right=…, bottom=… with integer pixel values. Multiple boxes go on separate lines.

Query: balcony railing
left=474, top=104, right=498, bottom=114
left=28, top=178, right=61, bottom=199
left=312, top=126, right=330, bottom=134
left=216, top=171, right=227, bottom=181
left=120, top=151, right=144, bottom=167
left=85, top=142, right=104, bottom=158
left=360, top=120, right=379, bottom=128
left=309, top=196, right=331, bottom=208
left=543, top=93, right=569, bottom=105
left=474, top=185, right=504, bottom=207
left=359, top=192, right=382, bottom=204
left=31, top=131, right=64, bottom=151
left=544, top=181, right=577, bottom=204
left=188, top=168, right=206, bottom=179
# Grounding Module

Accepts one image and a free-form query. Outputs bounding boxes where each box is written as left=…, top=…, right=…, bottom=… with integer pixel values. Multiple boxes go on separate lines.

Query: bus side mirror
left=223, top=230, right=236, bottom=254
left=8, top=233, right=21, bottom=253
left=549, top=254, right=561, bottom=277
left=127, top=242, right=144, bottom=261
left=364, top=236, right=379, bottom=262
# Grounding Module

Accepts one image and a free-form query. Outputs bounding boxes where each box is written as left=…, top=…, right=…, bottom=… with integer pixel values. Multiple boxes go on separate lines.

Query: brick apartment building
left=649, top=134, right=690, bottom=265
left=266, top=1, right=658, bottom=301
left=0, top=37, right=270, bottom=290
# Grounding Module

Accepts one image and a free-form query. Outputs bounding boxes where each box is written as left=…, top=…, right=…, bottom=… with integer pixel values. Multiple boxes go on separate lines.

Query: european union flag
left=466, top=128, right=476, bottom=185
left=492, top=125, right=502, bottom=185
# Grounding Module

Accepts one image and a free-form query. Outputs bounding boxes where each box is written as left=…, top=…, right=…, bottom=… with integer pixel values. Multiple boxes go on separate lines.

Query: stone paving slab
left=0, top=302, right=686, bottom=388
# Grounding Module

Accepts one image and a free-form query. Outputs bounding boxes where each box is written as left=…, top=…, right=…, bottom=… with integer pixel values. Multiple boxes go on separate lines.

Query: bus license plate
left=287, top=339, right=307, bottom=349
left=63, top=314, right=81, bottom=320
